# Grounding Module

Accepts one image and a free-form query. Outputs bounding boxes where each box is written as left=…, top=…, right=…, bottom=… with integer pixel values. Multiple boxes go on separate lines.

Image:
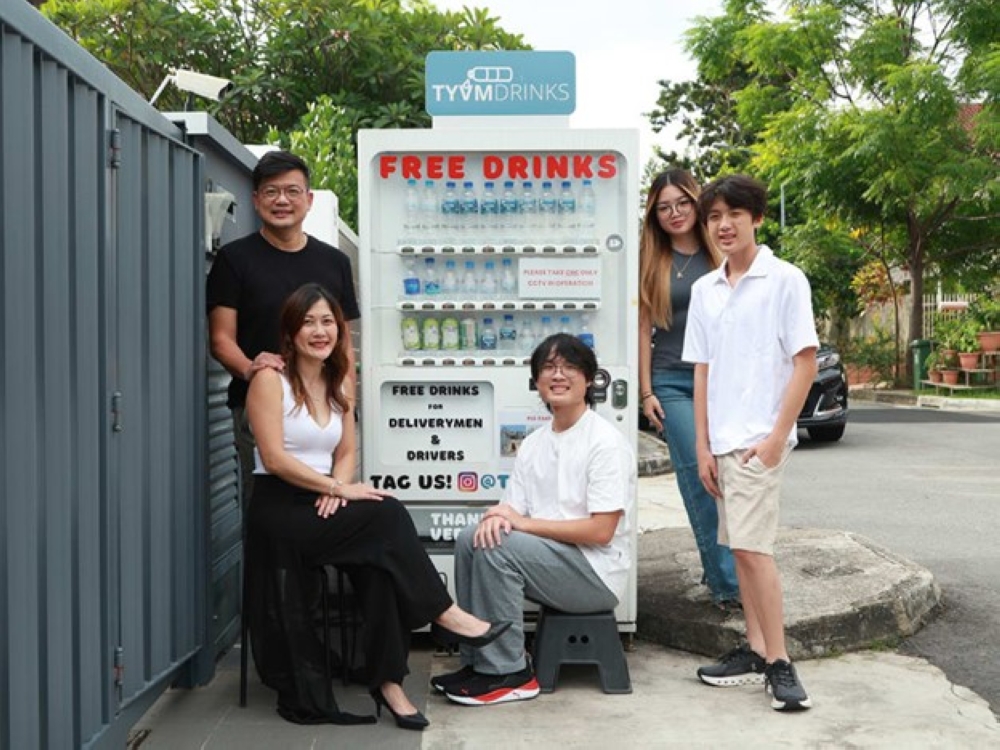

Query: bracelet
left=641, top=392, right=654, bottom=401
left=329, top=478, right=344, bottom=496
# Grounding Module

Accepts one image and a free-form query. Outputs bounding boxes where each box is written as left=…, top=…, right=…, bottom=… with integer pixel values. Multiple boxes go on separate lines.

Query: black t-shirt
left=206, top=232, right=361, bottom=408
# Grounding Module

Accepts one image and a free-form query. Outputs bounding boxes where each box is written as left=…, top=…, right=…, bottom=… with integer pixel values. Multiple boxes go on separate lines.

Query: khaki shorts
left=716, top=447, right=791, bottom=555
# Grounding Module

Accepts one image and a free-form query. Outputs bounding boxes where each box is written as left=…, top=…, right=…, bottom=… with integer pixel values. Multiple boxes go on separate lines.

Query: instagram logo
left=457, top=472, right=479, bottom=493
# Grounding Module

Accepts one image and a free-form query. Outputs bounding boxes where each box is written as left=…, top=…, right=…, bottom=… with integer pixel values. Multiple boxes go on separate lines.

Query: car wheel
left=807, top=424, right=845, bottom=442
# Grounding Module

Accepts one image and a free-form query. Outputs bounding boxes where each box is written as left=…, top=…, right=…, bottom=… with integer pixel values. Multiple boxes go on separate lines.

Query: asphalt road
left=783, top=402, right=1000, bottom=717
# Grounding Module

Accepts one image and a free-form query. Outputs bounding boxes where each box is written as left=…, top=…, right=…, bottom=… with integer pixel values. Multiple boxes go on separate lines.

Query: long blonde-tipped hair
left=639, top=169, right=721, bottom=329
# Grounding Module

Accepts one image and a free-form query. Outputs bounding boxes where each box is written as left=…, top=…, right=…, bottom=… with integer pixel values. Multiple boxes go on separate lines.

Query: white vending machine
left=357, top=127, right=639, bottom=628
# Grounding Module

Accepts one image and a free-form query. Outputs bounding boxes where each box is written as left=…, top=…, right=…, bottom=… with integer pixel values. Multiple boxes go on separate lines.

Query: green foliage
left=934, top=313, right=980, bottom=352
left=845, top=325, right=899, bottom=386
left=969, top=295, right=1000, bottom=331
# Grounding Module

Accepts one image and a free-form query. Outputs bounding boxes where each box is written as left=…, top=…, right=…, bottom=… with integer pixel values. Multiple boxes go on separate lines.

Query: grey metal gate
left=1, top=3, right=210, bottom=748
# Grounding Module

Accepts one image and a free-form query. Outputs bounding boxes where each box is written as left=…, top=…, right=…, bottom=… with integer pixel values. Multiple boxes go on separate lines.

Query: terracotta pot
left=958, top=352, right=981, bottom=370
left=941, top=369, right=960, bottom=385
left=929, top=369, right=943, bottom=383
left=977, top=331, right=1000, bottom=353
left=939, top=348, right=958, bottom=367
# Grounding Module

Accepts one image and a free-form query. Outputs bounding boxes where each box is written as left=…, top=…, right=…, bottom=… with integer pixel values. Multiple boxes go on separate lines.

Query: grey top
left=651, top=249, right=714, bottom=371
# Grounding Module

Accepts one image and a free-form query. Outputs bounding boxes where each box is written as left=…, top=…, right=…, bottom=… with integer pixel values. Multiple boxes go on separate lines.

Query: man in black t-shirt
left=206, top=150, right=360, bottom=505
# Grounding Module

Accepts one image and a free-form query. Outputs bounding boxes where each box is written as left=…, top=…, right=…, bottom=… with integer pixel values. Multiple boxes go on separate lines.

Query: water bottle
left=479, top=259, right=498, bottom=300
left=559, top=315, right=572, bottom=334
left=480, top=181, right=499, bottom=237
left=403, top=178, right=420, bottom=243
left=420, top=180, right=438, bottom=241
left=442, top=259, right=459, bottom=296
left=520, top=181, right=539, bottom=241
left=480, top=317, right=498, bottom=351
left=578, top=313, right=595, bottom=351
left=441, top=317, right=460, bottom=351
left=538, top=181, right=558, bottom=242
left=459, top=181, right=479, bottom=240
left=440, top=181, right=460, bottom=242
left=579, top=179, right=597, bottom=240
left=500, top=257, right=517, bottom=296
left=500, top=180, right=519, bottom=242
left=422, top=316, right=441, bottom=351
left=540, top=315, right=555, bottom=339
left=402, top=258, right=421, bottom=298
left=499, top=314, right=518, bottom=352
left=558, top=180, right=577, bottom=241
left=519, top=317, right=537, bottom=355
left=423, top=257, right=441, bottom=297
left=461, top=259, right=479, bottom=298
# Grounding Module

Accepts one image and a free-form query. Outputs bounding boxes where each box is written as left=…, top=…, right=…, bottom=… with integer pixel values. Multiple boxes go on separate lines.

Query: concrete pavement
left=131, top=431, right=1000, bottom=748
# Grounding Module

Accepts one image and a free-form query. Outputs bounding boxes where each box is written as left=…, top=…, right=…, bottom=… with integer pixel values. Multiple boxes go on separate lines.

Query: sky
left=431, top=0, right=724, bottom=166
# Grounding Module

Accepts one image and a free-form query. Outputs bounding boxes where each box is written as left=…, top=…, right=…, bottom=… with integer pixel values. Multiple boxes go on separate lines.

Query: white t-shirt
left=503, top=409, right=636, bottom=601
left=683, top=245, right=819, bottom=454
left=253, top=374, right=343, bottom=475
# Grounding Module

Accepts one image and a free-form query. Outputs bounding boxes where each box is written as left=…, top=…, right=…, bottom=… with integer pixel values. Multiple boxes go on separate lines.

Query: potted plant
left=933, top=314, right=962, bottom=366
left=954, top=315, right=982, bottom=370
left=969, top=295, right=1000, bottom=353
left=925, top=350, right=943, bottom=383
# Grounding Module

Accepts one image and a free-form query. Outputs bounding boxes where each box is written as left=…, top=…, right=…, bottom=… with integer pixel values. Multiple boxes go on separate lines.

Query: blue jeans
left=652, top=368, right=739, bottom=602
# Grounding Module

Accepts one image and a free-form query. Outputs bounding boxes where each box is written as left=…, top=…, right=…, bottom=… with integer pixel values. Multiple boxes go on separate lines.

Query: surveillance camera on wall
left=171, top=69, right=233, bottom=101
left=148, top=67, right=233, bottom=106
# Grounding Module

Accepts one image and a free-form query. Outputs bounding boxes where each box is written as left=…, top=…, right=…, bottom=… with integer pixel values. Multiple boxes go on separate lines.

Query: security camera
left=170, top=68, right=233, bottom=101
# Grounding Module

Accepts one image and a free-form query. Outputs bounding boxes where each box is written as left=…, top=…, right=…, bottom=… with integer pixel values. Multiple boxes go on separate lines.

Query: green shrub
left=846, top=326, right=898, bottom=385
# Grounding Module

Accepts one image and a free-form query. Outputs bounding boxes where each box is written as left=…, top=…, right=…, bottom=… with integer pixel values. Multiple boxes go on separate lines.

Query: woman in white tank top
left=245, top=284, right=509, bottom=730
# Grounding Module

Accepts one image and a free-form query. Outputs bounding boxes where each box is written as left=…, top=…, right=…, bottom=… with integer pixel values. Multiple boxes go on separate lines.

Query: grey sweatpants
left=454, top=524, right=619, bottom=675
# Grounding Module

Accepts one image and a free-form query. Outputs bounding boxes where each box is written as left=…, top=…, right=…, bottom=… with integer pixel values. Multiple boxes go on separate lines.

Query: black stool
left=239, top=565, right=359, bottom=707
left=532, top=607, right=632, bottom=694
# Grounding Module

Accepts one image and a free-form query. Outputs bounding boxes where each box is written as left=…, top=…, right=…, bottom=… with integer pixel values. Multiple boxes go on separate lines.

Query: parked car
left=798, top=343, right=848, bottom=442
left=638, top=344, right=849, bottom=442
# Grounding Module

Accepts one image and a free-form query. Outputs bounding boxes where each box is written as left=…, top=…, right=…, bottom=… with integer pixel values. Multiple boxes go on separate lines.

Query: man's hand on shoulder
left=246, top=350, right=285, bottom=381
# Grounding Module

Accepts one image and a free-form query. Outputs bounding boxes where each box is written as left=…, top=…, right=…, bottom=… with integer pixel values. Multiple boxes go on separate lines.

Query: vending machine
left=357, top=127, right=640, bottom=628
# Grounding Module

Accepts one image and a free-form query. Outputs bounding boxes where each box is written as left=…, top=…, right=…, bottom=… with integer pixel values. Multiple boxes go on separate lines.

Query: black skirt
left=246, top=475, right=452, bottom=723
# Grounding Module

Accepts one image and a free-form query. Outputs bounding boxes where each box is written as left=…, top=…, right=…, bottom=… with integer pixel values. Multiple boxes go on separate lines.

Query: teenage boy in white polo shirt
left=683, top=174, right=818, bottom=711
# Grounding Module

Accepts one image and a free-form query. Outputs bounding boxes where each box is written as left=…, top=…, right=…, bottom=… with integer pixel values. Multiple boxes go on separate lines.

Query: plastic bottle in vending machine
left=461, top=259, right=479, bottom=298
left=440, top=181, right=460, bottom=242
left=499, top=314, right=517, bottom=351
left=500, top=180, right=519, bottom=242
left=480, top=181, right=499, bottom=237
left=500, top=257, right=517, bottom=296
left=459, top=316, right=478, bottom=351
left=441, top=316, right=460, bottom=351
left=441, top=259, right=458, bottom=296
left=480, top=317, right=498, bottom=351
left=540, top=315, right=555, bottom=339
left=519, top=181, right=539, bottom=240
left=559, top=315, right=572, bottom=334
left=402, top=258, right=421, bottom=298
left=479, top=260, right=498, bottom=300
left=538, top=181, right=558, bottom=241
left=459, top=181, right=479, bottom=240
left=400, top=316, right=421, bottom=351
left=422, top=316, right=441, bottom=351
left=558, top=181, right=577, bottom=240
left=579, top=179, right=597, bottom=239
left=578, top=313, right=596, bottom=351
left=519, top=317, right=537, bottom=355
left=420, top=180, right=438, bottom=241
left=403, top=178, right=420, bottom=243
left=423, top=257, right=441, bottom=296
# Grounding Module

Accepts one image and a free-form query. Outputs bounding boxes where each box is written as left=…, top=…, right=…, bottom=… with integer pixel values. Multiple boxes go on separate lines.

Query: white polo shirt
left=683, top=245, right=818, bottom=454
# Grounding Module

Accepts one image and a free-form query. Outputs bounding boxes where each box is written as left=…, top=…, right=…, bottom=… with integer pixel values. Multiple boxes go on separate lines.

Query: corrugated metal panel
left=1, top=4, right=210, bottom=748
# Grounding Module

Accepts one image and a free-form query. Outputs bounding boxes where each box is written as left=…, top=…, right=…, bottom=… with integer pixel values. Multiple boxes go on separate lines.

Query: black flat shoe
left=369, top=688, right=429, bottom=731
left=431, top=620, right=512, bottom=649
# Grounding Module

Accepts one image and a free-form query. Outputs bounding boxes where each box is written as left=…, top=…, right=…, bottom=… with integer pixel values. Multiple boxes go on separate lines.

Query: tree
left=656, top=0, right=999, bottom=379
left=42, top=0, right=529, bottom=227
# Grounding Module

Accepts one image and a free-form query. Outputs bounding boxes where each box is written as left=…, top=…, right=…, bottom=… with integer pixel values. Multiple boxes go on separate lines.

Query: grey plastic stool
left=532, top=607, right=632, bottom=694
